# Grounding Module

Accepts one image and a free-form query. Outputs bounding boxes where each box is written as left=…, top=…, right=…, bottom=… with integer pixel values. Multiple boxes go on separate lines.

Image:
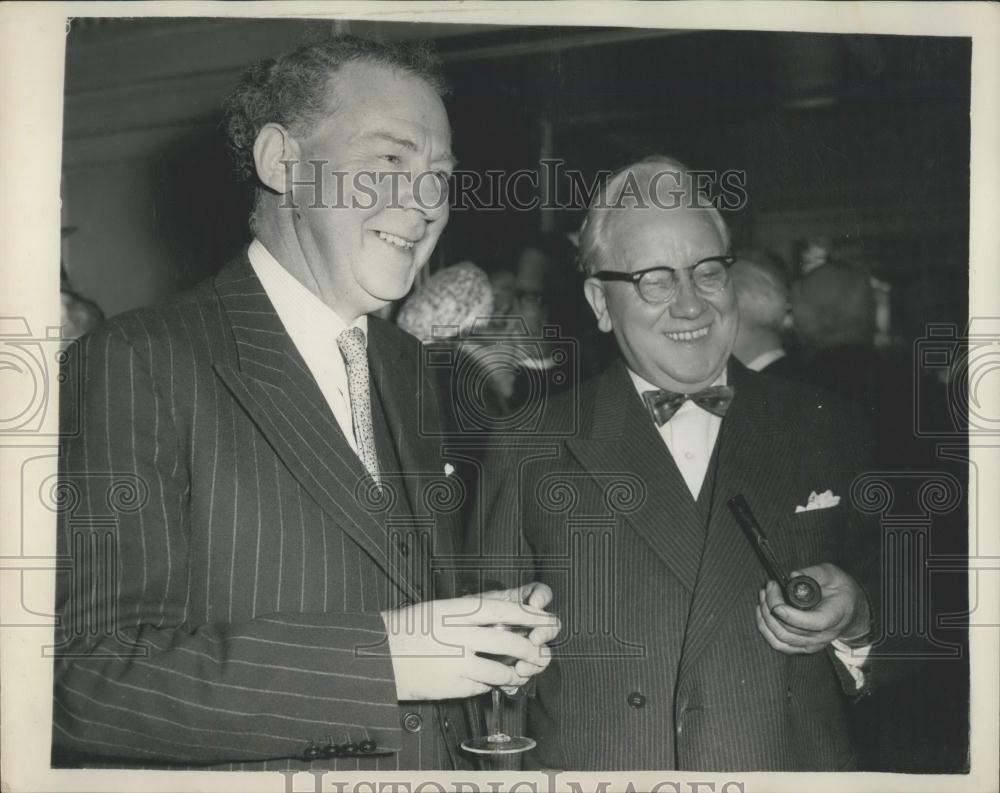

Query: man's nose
left=668, top=272, right=707, bottom=319
left=399, top=170, right=448, bottom=221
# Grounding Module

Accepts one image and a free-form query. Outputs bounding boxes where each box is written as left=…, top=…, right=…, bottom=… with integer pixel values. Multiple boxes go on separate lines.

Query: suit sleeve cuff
left=830, top=639, right=872, bottom=691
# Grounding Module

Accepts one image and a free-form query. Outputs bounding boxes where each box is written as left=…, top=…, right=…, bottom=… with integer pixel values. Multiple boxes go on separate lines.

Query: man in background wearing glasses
left=471, top=156, right=878, bottom=770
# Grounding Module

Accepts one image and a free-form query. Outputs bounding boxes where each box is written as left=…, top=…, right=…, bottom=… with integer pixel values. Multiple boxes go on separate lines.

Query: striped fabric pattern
left=53, top=251, right=472, bottom=771
left=472, top=359, right=878, bottom=771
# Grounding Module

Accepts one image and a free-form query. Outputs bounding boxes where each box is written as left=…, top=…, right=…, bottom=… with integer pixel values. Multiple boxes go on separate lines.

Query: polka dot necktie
left=336, top=327, right=380, bottom=482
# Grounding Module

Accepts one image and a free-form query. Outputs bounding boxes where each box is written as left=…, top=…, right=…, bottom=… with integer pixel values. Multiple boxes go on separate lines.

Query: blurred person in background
left=792, top=260, right=969, bottom=773
left=513, top=238, right=552, bottom=340
left=489, top=269, right=519, bottom=317
left=59, top=264, right=103, bottom=349
left=790, top=261, right=907, bottom=465
left=512, top=233, right=590, bottom=401
left=791, top=261, right=876, bottom=366
left=59, top=228, right=104, bottom=348
left=730, top=248, right=797, bottom=378
left=397, top=261, right=515, bottom=426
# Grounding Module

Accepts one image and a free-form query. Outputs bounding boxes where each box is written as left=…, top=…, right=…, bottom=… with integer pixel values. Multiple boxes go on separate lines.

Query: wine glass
left=460, top=623, right=536, bottom=755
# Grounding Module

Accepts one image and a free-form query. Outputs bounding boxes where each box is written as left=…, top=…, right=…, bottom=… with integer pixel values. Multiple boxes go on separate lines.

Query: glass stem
left=490, top=686, right=504, bottom=738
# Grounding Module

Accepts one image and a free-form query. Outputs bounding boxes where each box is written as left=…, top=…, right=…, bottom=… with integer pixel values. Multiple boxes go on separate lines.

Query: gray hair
left=731, top=250, right=789, bottom=332
left=222, top=35, right=447, bottom=189
left=791, top=261, right=875, bottom=349
left=577, top=155, right=731, bottom=275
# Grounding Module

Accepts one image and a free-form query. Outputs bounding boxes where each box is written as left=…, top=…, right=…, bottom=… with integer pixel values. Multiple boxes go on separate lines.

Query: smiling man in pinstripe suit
left=473, top=157, right=878, bottom=770
left=52, top=36, right=559, bottom=771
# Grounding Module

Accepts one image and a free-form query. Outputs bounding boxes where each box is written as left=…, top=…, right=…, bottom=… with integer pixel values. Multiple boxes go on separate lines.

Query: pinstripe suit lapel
left=565, top=361, right=704, bottom=593
left=677, top=360, right=790, bottom=682
left=209, top=255, right=416, bottom=596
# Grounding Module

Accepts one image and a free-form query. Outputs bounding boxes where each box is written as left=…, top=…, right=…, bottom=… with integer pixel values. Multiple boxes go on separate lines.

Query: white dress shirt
left=627, top=365, right=868, bottom=688
left=248, top=239, right=367, bottom=457
left=744, top=348, right=787, bottom=373
left=627, top=368, right=725, bottom=500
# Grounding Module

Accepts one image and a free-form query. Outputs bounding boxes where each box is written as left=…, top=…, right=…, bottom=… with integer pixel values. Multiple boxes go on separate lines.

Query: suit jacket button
left=402, top=712, right=423, bottom=733
left=360, top=739, right=377, bottom=753
left=627, top=691, right=646, bottom=709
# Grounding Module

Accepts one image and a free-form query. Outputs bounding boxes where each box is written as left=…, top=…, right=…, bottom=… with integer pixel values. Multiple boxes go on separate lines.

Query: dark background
left=61, top=18, right=972, bottom=773
left=62, top=19, right=969, bottom=345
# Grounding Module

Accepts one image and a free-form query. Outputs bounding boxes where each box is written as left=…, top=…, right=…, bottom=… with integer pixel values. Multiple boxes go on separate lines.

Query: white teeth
left=376, top=231, right=415, bottom=250
left=666, top=327, right=709, bottom=342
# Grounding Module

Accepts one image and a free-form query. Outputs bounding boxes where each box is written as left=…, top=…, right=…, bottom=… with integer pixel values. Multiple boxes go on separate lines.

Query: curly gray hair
left=222, top=35, right=447, bottom=190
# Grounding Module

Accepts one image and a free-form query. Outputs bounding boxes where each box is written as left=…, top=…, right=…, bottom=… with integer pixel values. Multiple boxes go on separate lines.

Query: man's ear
left=583, top=278, right=613, bottom=333
left=253, top=123, right=300, bottom=194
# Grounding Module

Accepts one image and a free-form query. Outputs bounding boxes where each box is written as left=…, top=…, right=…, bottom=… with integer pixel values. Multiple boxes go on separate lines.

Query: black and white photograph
left=1, top=3, right=998, bottom=792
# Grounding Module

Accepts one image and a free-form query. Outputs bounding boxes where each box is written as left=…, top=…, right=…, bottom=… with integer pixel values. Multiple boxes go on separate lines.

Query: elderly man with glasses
left=470, top=156, right=879, bottom=771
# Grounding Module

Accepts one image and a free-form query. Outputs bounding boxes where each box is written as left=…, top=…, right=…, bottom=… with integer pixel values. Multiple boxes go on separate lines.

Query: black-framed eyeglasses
left=590, top=254, right=736, bottom=304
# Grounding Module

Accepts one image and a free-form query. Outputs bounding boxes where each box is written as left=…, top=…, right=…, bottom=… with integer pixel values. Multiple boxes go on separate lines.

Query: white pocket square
left=444, top=463, right=455, bottom=477
left=795, top=489, right=841, bottom=513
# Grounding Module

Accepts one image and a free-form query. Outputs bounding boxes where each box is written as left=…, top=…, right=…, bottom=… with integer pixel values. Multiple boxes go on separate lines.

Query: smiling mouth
left=665, top=327, right=710, bottom=342
left=375, top=231, right=416, bottom=250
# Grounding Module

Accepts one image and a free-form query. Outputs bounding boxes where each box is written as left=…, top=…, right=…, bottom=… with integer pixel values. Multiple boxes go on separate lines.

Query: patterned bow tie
left=642, top=385, right=735, bottom=426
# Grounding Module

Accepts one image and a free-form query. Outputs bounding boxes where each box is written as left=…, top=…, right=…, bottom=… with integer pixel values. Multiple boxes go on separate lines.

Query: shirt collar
left=744, top=348, right=786, bottom=372
left=248, top=239, right=367, bottom=344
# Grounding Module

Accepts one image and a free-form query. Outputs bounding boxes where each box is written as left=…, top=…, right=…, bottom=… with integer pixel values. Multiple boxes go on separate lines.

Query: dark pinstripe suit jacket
left=473, top=358, right=877, bottom=771
left=53, top=251, right=473, bottom=770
